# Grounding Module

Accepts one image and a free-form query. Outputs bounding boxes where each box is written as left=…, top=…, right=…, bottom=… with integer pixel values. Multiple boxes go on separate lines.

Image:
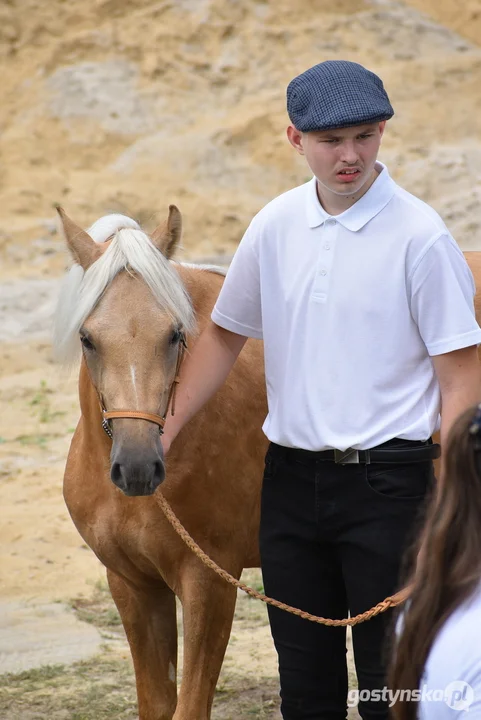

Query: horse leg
left=174, top=566, right=238, bottom=719
left=107, top=568, right=178, bottom=720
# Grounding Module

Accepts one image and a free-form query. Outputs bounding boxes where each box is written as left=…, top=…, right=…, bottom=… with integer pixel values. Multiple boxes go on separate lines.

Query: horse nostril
left=111, top=462, right=123, bottom=486
left=153, top=460, right=165, bottom=487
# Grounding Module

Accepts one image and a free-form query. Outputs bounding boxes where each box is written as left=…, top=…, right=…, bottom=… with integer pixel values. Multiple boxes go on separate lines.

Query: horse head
left=55, top=206, right=195, bottom=496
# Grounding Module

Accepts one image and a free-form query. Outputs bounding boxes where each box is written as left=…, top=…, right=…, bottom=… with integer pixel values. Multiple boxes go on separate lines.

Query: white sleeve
left=211, top=219, right=263, bottom=339
left=408, top=233, right=481, bottom=356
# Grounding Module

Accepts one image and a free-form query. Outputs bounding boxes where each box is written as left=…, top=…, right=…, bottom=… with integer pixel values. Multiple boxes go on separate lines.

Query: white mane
left=179, top=262, right=227, bottom=277
left=54, top=214, right=195, bottom=365
left=88, top=213, right=141, bottom=243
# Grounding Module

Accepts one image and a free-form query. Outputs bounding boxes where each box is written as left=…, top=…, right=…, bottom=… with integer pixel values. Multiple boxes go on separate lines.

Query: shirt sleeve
left=211, top=219, right=263, bottom=339
left=409, top=233, right=481, bottom=356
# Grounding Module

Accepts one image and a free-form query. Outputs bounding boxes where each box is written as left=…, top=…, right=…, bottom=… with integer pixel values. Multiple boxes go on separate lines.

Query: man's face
left=287, top=122, right=386, bottom=197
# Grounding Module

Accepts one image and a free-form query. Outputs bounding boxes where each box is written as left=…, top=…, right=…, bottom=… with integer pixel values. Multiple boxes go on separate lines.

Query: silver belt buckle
left=334, top=448, right=360, bottom=464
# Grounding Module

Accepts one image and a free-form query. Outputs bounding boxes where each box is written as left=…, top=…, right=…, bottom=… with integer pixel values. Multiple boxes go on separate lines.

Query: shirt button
left=320, top=269, right=327, bottom=276
left=324, top=243, right=330, bottom=250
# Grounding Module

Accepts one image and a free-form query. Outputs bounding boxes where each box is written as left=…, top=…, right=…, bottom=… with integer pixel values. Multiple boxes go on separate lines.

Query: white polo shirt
left=211, top=162, right=481, bottom=451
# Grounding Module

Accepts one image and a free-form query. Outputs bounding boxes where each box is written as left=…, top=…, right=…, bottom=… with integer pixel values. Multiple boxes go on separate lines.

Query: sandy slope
left=0, top=0, right=480, bottom=283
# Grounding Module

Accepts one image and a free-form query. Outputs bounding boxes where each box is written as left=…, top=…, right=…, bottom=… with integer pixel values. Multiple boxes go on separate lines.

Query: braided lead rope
left=157, top=492, right=410, bottom=627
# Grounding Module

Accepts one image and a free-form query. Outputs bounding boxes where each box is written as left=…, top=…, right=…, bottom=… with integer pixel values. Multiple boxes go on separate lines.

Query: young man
left=162, top=60, right=481, bottom=719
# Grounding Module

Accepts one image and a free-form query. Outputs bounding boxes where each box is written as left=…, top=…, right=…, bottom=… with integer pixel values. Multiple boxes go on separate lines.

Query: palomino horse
left=54, top=207, right=268, bottom=720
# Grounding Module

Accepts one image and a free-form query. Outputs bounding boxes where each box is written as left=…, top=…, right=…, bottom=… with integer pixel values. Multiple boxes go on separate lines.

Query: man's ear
left=287, top=125, right=305, bottom=155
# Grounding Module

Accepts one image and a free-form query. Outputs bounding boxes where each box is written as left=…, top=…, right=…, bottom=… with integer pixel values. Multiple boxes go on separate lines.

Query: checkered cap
left=287, top=60, right=394, bottom=132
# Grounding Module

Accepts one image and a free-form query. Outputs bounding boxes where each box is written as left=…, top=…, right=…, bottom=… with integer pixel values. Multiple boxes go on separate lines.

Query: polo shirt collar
left=306, top=162, right=396, bottom=232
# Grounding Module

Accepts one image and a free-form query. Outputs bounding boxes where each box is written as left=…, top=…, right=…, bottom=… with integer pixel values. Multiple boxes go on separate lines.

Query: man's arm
left=432, top=345, right=481, bottom=470
left=162, top=321, right=247, bottom=454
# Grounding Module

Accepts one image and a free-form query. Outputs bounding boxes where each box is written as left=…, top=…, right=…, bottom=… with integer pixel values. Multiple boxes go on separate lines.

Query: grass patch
left=1, top=664, right=66, bottom=687
left=0, top=652, right=137, bottom=720
left=14, top=434, right=49, bottom=448
left=234, top=569, right=272, bottom=628
left=69, top=580, right=122, bottom=632
left=0, top=650, right=280, bottom=720
left=212, top=681, right=279, bottom=719
left=13, top=432, right=64, bottom=448
left=29, top=380, right=66, bottom=424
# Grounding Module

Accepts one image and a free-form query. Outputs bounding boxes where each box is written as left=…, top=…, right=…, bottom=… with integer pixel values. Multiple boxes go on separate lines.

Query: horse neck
left=175, top=264, right=225, bottom=335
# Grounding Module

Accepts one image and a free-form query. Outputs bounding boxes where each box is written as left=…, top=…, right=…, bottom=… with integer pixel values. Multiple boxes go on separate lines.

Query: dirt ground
left=0, top=572, right=361, bottom=720
left=1, top=0, right=481, bottom=717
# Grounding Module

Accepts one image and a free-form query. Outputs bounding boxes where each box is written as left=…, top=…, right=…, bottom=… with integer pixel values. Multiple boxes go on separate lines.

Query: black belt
left=271, top=440, right=441, bottom=465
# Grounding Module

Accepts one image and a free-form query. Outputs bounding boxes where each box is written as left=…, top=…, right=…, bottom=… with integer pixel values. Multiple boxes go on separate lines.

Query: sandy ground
left=0, top=308, right=108, bottom=673
left=1, top=0, right=481, bottom=717
left=0, top=329, right=103, bottom=605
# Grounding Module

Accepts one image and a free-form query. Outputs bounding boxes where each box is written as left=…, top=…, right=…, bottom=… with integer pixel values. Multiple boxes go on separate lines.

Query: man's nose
left=339, top=141, right=358, bottom=165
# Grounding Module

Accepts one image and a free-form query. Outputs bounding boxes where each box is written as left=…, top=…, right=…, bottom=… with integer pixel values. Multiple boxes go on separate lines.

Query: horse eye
left=170, top=328, right=182, bottom=345
left=80, top=335, right=95, bottom=351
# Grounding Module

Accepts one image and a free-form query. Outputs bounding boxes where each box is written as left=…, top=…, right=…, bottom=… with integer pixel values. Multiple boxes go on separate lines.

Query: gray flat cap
left=287, top=60, right=394, bottom=132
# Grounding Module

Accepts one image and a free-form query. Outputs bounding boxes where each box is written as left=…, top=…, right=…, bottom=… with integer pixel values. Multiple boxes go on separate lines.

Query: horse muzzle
left=110, top=447, right=165, bottom=496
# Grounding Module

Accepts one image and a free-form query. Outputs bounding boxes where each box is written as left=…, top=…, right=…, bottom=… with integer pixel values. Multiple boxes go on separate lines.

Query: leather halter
left=85, top=333, right=187, bottom=439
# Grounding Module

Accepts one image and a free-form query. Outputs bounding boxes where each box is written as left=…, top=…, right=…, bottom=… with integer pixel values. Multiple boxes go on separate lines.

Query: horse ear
left=150, top=205, right=182, bottom=259
left=56, top=206, right=102, bottom=270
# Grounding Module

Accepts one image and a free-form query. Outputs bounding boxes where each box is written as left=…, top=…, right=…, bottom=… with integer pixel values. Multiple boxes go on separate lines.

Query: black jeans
left=259, top=440, right=434, bottom=720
